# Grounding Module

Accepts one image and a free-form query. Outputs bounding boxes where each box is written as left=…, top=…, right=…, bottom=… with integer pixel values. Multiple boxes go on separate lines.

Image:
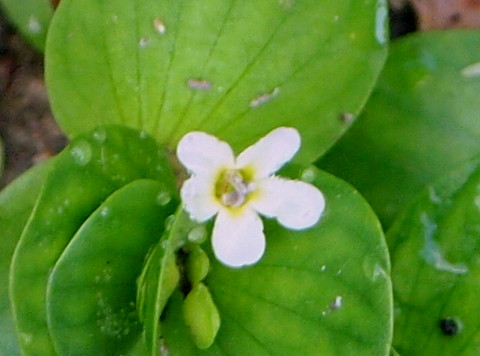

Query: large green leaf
left=46, top=0, right=388, bottom=164
left=162, top=167, right=393, bottom=355
left=9, top=126, right=176, bottom=355
left=0, top=161, right=54, bottom=356
left=0, top=0, right=53, bottom=51
left=46, top=179, right=177, bottom=356
left=319, top=31, right=480, bottom=227
left=388, top=157, right=480, bottom=355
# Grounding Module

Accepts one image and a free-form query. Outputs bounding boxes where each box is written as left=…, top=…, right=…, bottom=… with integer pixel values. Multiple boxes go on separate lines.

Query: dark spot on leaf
left=439, top=318, right=459, bottom=336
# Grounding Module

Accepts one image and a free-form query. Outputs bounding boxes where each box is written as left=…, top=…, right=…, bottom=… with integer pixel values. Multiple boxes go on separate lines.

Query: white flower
left=177, top=127, right=325, bottom=268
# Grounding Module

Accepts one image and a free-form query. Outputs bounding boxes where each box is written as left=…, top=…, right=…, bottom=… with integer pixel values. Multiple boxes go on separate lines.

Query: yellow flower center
left=215, top=169, right=253, bottom=208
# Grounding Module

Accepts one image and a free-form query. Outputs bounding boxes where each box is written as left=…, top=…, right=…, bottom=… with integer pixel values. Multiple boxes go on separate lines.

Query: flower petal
left=177, top=131, right=234, bottom=175
left=181, top=176, right=220, bottom=222
left=252, top=177, right=325, bottom=229
left=236, top=127, right=301, bottom=178
left=212, top=208, right=265, bottom=268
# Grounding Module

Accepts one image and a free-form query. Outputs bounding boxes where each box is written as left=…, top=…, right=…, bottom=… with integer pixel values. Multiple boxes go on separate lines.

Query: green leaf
left=319, top=31, right=480, bottom=227
left=0, top=0, right=53, bottom=51
left=0, top=161, right=54, bottom=356
left=388, top=157, right=480, bottom=355
left=163, top=167, right=393, bottom=355
left=9, top=126, right=176, bottom=355
left=46, top=179, right=177, bottom=356
left=46, top=0, right=388, bottom=164
left=136, top=209, right=201, bottom=356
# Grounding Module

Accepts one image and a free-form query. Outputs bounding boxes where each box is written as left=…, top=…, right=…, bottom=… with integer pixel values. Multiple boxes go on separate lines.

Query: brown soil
left=0, top=13, right=66, bottom=188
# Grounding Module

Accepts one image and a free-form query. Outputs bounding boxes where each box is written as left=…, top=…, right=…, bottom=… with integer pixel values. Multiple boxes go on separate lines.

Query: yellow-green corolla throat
left=215, top=169, right=255, bottom=208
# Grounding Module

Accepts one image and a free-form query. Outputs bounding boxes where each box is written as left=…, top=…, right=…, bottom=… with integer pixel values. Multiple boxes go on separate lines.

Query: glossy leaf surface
left=9, top=126, right=176, bottom=355
left=319, top=31, right=480, bottom=227
left=388, top=158, right=480, bottom=355
left=46, top=179, right=177, bottom=355
left=0, top=0, right=53, bottom=51
left=0, top=161, right=54, bottom=356
left=46, top=0, right=388, bottom=164
left=162, top=167, right=393, bottom=355
left=137, top=210, right=200, bottom=356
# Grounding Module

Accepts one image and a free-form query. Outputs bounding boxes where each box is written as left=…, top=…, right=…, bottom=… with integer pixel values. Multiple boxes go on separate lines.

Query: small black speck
left=440, top=318, right=459, bottom=336
left=106, top=260, right=111, bottom=265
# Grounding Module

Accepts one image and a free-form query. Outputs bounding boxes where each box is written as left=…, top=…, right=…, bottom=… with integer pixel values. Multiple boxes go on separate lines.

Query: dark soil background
left=0, top=1, right=473, bottom=188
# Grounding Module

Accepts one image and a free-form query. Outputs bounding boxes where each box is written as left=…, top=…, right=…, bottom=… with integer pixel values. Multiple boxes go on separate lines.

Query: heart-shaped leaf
left=46, top=179, right=177, bottom=355
left=162, top=167, right=393, bottom=355
left=319, top=31, right=480, bottom=227
left=9, top=126, right=176, bottom=355
left=388, top=157, right=480, bottom=355
left=0, top=161, right=54, bottom=356
left=46, top=0, right=388, bottom=164
left=0, top=0, right=53, bottom=51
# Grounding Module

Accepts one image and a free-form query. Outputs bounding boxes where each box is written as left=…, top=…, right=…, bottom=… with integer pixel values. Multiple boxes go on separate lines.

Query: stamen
left=219, top=170, right=251, bottom=208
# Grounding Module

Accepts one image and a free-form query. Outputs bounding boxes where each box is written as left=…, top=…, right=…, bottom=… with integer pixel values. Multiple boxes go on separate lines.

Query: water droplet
left=156, top=191, right=172, bottom=206
left=340, top=112, right=355, bottom=124
left=321, top=265, right=327, bottom=272
left=375, top=3, right=388, bottom=45
left=20, top=332, right=33, bottom=345
left=93, top=128, right=107, bottom=143
left=139, top=38, right=150, bottom=47
left=474, top=196, right=480, bottom=212
left=165, top=215, right=176, bottom=231
left=330, top=296, right=343, bottom=310
left=461, top=62, right=480, bottom=78
left=100, top=207, right=110, bottom=217
left=70, top=140, right=93, bottom=166
left=428, top=187, right=442, bottom=204
left=188, top=226, right=208, bottom=244
left=139, top=131, right=148, bottom=139
left=159, top=339, right=169, bottom=355
left=421, top=213, right=469, bottom=274
left=362, top=254, right=388, bottom=282
left=300, top=168, right=317, bottom=183
left=278, top=0, right=295, bottom=10
left=28, top=16, right=42, bottom=34
left=153, top=18, right=166, bottom=34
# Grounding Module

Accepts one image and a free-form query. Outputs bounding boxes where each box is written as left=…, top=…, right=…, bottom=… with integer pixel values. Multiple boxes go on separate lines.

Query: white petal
left=181, top=176, right=220, bottom=222
left=212, top=209, right=266, bottom=268
left=177, top=131, right=234, bottom=175
left=236, top=127, right=301, bottom=178
left=252, top=177, right=325, bottom=229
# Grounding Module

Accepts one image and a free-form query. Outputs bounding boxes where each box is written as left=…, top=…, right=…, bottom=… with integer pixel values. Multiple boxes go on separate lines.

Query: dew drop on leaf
left=165, top=215, right=176, bottom=231
left=300, top=168, right=317, bottom=183
left=156, top=191, right=172, bottom=206
left=362, top=255, right=388, bottom=283
left=93, top=128, right=107, bottom=143
left=187, top=226, right=207, bottom=244
left=70, top=140, right=93, bottom=166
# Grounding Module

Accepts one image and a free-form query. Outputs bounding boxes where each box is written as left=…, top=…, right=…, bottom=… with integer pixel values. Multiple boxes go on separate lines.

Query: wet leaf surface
left=388, top=157, right=480, bottom=355
left=162, top=167, right=393, bottom=356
